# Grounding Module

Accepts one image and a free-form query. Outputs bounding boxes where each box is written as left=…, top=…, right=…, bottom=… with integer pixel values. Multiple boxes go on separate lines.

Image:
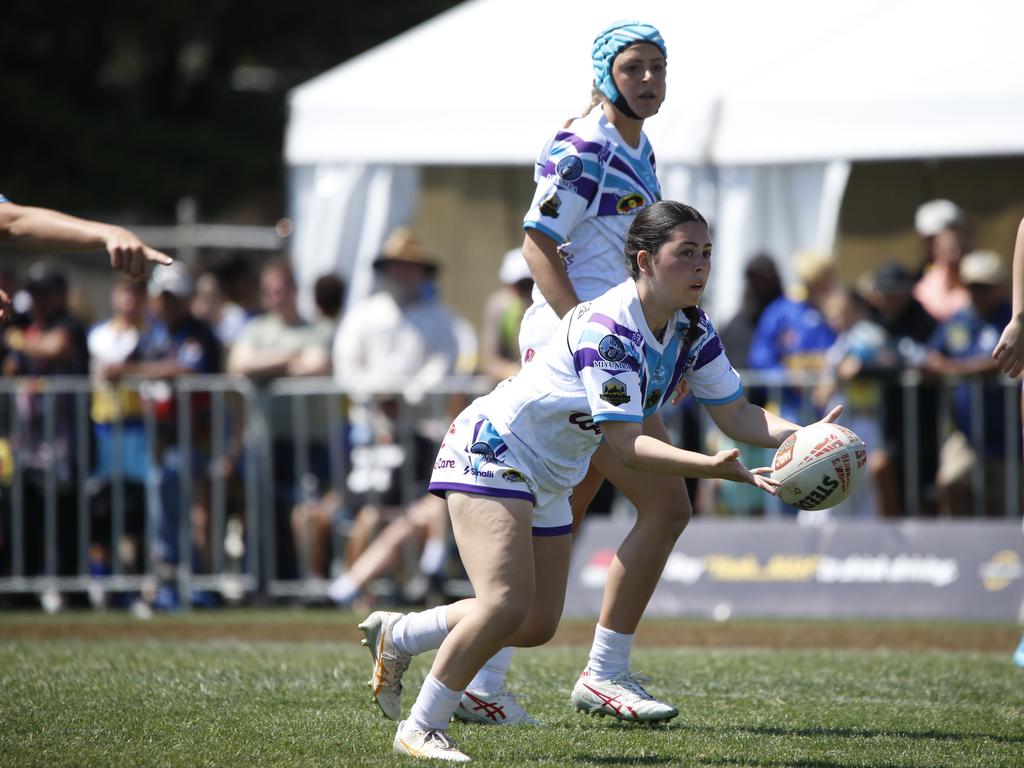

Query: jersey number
left=569, top=412, right=602, bottom=434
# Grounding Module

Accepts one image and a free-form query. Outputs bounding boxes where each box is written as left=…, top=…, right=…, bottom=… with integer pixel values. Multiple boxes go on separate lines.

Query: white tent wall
left=288, top=164, right=420, bottom=320
left=285, top=0, right=1024, bottom=322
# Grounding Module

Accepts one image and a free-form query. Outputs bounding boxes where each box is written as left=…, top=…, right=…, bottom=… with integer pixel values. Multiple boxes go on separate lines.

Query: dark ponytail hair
left=624, top=201, right=708, bottom=346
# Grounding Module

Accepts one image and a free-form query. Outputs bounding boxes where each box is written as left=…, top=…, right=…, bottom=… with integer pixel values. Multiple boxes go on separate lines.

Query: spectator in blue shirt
left=748, top=248, right=838, bottom=424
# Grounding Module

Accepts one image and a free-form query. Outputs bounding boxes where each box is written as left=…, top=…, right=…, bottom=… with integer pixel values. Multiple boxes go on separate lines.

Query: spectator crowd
left=0, top=200, right=1020, bottom=613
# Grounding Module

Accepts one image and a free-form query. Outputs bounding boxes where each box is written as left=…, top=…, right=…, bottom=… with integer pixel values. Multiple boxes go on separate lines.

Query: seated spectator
left=480, top=248, right=533, bottom=384
left=924, top=250, right=1019, bottom=516
left=2, top=263, right=89, bottom=598
left=327, top=228, right=469, bottom=604
left=913, top=199, right=972, bottom=323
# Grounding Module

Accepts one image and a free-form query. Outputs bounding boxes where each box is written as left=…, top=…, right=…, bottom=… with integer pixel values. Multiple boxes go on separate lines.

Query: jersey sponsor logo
left=598, top=334, right=626, bottom=362
left=616, top=193, right=645, bottom=214
left=773, top=434, right=797, bottom=471
left=539, top=193, right=561, bottom=218
left=434, top=458, right=455, bottom=470
left=463, top=466, right=494, bottom=478
left=644, top=388, right=662, bottom=410
left=469, top=441, right=495, bottom=460
left=592, top=359, right=630, bottom=371
left=502, top=468, right=527, bottom=483
left=556, top=155, right=584, bottom=181
left=569, top=412, right=602, bottom=433
left=600, top=377, right=630, bottom=406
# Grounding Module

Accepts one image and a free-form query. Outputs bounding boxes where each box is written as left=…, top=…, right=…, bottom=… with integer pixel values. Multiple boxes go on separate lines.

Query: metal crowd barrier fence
left=0, top=370, right=1020, bottom=608
left=0, top=374, right=260, bottom=606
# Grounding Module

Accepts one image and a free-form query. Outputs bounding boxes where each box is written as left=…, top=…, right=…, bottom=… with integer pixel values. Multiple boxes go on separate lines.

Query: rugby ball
left=771, top=423, right=866, bottom=511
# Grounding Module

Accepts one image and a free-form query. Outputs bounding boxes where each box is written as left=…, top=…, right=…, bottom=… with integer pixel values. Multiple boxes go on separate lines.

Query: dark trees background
left=1, top=1, right=464, bottom=222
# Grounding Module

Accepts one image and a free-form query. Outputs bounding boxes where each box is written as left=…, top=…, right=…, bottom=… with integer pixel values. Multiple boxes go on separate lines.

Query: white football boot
left=358, top=611, right=412, bottom=720
left=571, top=668, right=678, bottom=723
left=453, top=687, right=539, bottom=725
left=393, top=721, right=470, bottom=762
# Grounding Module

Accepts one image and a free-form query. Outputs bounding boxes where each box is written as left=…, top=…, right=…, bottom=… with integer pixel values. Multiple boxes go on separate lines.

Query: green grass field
left=1, top=611, right=1022, bottom=767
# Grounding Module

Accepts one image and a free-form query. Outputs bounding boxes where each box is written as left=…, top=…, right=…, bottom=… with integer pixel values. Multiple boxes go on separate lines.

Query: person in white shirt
left=358, top=201, right=843, bottom=762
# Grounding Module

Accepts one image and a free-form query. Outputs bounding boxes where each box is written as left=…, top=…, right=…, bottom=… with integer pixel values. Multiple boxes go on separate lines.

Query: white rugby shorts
left=428, top=408, right=573, bottom=536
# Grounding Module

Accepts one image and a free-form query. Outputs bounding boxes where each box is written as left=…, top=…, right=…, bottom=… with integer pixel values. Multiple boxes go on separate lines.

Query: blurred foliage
left=0, top=0, right=464, bottom=221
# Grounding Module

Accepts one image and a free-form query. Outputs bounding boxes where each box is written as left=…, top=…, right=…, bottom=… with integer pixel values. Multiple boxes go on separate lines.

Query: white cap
left=148, top=262, right=194, bottom=298
left=499, top=248, right=532, bottom=284
left=959, top=250, right=1007, bottom=285
left=914, top=199, right=964, bottom=238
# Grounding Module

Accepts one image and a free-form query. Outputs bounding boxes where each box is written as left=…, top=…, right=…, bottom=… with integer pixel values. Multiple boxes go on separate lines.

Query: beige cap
left=959, top=250, right=1007, bottom=286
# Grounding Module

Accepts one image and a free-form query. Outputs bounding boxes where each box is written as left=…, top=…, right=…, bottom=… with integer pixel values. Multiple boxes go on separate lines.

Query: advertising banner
left=566, top=518, right=1024, bottom=620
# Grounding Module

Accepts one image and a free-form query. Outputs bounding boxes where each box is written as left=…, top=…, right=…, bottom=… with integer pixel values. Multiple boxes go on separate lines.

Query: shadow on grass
left=700, top=759, right=923, bottom=768
left=573, top=757, right=673, bottom=766
left=684, top=723, right=1024, bottom=746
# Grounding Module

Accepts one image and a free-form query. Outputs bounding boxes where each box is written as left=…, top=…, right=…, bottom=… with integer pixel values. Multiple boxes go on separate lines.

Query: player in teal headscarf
left=591, top=20, right=668, bottom=119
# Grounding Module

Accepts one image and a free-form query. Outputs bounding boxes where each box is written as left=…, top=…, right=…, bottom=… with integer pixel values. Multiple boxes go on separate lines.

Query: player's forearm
left=2, top=205, right=115, bottom=252
left=605, top=430, right=715, bottom=477
left=1012, top=218, right=1024, bottom=317
left=711, top=399, right=799, bottom=448
left=522, top=230, right=578, bottom=318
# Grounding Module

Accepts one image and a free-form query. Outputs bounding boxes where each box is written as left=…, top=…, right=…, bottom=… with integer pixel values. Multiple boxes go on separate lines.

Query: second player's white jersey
left=478, top=279, right=742, bottom=495
left=523, top=109, right=662, bottom=309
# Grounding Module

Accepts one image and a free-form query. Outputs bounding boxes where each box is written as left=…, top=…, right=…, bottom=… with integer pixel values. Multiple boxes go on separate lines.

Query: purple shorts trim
left=429, top=482, right=535, bottom=504
left=532, top=523, right=573, bottom=537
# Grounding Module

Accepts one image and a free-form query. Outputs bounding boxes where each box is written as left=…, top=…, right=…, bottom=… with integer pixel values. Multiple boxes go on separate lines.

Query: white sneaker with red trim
left=358, top=611, right=412, bottom=720
left=453, top=687, right=539, bottom=725
left=570, top=668, right=678, bottom=723
left=393, top=720, right=470, bottom=762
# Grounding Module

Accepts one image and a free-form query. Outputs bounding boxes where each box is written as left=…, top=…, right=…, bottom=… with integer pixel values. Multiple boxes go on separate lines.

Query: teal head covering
left=592, top=21, right=667, bottom=119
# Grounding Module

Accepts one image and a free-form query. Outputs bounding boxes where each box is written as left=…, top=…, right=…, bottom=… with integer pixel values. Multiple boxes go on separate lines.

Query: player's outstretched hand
left=815, top=404, right=844, bottom=425
left=106, top=226, right=172, bottom=280
left=0, top=288, right=12, bottom=324
left=992, top=316, right=1024, bottom=378
left=709, top=448, right=779, bottom=494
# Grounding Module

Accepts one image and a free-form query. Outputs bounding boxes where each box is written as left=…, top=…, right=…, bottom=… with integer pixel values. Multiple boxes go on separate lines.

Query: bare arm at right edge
left=522, top=228, right=579, bottom=319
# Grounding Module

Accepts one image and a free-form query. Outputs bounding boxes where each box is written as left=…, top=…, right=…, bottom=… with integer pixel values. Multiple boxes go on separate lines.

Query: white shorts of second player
left=428, top=407, right=574, bottom=536
left=518, top=301, right=561, bottom=365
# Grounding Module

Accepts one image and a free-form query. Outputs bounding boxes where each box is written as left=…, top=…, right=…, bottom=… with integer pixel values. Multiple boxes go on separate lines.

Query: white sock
left=419, top=538, right=446, bottom=576
left=467, top=646, right=515, bottom=693
left=391, top=605, right=450, bottom=656
left=407, top=672, right=464, bottom=732
left=326, top=573, right=357, bottom=605
left=587, top=624, right=633, bottom=681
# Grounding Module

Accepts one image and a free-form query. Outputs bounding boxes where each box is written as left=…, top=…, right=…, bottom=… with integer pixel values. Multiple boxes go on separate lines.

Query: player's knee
left=643, top=495, right=691, bottom=539
left=481, top=592, right=531, bottom=638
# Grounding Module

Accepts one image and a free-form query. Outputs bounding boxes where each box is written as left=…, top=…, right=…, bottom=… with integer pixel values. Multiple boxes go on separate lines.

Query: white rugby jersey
left=523, top=109, right=661, bottom=308
left=478, top=279, right=742, bottom=495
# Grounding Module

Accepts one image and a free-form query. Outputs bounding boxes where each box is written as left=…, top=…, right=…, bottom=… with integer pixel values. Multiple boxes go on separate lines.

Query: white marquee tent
left=285, top=0, right=1024, bottom=320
